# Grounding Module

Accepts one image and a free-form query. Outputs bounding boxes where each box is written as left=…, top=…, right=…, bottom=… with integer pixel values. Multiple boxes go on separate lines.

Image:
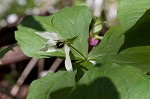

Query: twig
left=0, top=46, right=29, bottom=66
left=49, top=58, right=63, bottom=73
left=10, top=58, right=39, bottom=96
left=37, top=58, right=45, bottom=77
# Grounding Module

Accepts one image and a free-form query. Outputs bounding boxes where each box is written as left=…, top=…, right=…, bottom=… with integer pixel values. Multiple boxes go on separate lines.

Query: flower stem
left=69, top=45, right=86, bottom=60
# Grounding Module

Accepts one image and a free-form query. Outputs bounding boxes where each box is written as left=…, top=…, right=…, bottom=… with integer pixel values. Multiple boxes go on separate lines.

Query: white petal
left=89, top=60, right=97, bottom=65
left=39, top=40, right=57, bottom=52
left=64, top=44, right=73, bottom=71
left=46, top=40, right=56, bottom=46
left=40, top=45, right=57, bottom=52
left=35, top=32, right=60, bottom=40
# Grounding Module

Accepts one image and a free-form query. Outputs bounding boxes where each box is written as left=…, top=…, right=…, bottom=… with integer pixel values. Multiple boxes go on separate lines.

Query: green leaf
left=118, top=0, right=150, bottom=31
left=89, top=0, right=150, bottom=59
left=66, top=63, right=150, bottom=99
left=111, top=10, right=150, bottom=73
left=15, top=16, right=64, bottom=58
left=72, top=61, right=95, bottom=82
left=49, top=6, right=92, bottom=59
left=27, top=71, right=76, bottom=99
left=27, top=63, right=150, bottom=99
left=88, top=0, right=150, bottom=72
left=15, top=6, right=92, bottom=60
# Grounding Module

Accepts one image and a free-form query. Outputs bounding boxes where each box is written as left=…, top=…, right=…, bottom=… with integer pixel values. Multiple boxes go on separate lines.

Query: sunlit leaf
left=27, top=71, right=76, bottom=99
left=88, top=0, right=150, bottom=73
left=15, top=6, right=92, bottom=60
left=66, top=63, right=150, bottom=99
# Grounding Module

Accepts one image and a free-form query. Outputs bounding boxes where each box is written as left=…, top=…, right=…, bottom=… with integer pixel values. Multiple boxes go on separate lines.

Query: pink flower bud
left=89, top=37, right=99, bottom=46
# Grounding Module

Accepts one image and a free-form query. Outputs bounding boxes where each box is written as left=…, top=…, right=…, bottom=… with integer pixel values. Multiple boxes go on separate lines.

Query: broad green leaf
left=90, top=10, right=150, bottom=73
left=52, top=6, right=92, bottom=59
left=66, top=63, right=150, bottom=99
left=72, top=60, right=95, bottom=82
left=27, top=62, right=91, bottom=99
left=15, top=16, right=62, bottom=58
left=27, top=71, right=76, bottom=99
left=118, top=0, right=150, bottom=30
left=89, top=0, right=150, bottom=59
left=111, top=10, right=150, bottom=73
left=27, top=62, right=150, bottom=99
left=15, top=6, right=92, bottom=60
left=88, top=26, right=123, bottom=61
left=88, top=0, right=150, bottom=72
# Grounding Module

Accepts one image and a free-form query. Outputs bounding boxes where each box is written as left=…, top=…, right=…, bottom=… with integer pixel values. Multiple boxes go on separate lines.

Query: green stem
left=69, top=45, right=86, bottom=60
left=94, top=35, right=103, bottom=40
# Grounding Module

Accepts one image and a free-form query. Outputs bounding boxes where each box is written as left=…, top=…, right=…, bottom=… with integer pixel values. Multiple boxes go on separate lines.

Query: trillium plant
left=15, top=0, right=150, bottom=98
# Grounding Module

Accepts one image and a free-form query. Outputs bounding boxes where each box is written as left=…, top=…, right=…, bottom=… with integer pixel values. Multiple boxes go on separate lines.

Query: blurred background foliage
left=0, top=0, right=117, bottom=29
